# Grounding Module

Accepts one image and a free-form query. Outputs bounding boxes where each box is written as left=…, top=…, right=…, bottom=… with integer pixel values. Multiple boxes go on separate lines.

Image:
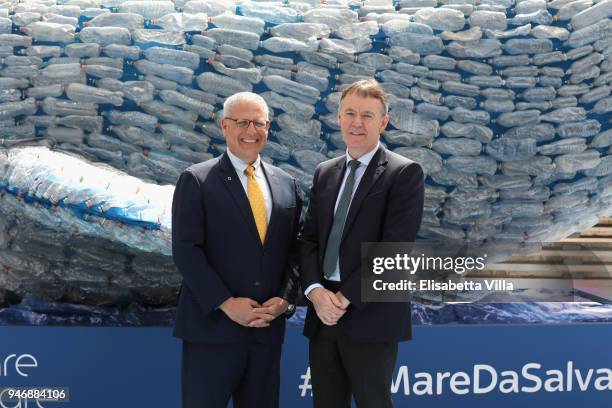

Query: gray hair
left=222, top=92, right=270, bottom=120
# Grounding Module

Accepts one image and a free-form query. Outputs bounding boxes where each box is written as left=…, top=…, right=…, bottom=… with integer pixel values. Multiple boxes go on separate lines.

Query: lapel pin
left=227, top=176, right=232, bottom=181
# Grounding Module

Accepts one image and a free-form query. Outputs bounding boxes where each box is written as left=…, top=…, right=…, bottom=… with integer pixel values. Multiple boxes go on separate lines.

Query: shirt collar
left=226, top=148, right=261, bottom=175
left=345, top=142, right=380, bottom=168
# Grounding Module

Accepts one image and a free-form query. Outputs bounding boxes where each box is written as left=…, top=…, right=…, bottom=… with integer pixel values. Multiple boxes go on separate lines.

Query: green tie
left=323, top=159, right=360, bottom=279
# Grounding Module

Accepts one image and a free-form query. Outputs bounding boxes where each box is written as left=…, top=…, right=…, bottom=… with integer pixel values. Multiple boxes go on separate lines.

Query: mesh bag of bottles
left=1, top=0, right=612, bottom=251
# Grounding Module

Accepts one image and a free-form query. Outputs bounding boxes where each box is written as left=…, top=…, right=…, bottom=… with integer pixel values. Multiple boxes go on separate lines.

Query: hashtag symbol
left=298, top=366, right=313, bottom=397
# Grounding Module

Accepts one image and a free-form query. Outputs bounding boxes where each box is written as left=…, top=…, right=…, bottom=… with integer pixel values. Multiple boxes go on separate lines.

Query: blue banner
left=0, top=324, right=609, bottom=407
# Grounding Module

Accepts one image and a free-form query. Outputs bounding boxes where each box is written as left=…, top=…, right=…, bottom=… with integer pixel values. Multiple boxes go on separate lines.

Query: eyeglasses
left=225, top=117, right=269, bottom=129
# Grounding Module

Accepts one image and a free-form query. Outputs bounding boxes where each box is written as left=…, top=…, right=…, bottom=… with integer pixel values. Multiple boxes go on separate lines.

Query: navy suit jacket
left=299, top=145, right=424, bottom=343
left=172, top=152, right=302, bottom=344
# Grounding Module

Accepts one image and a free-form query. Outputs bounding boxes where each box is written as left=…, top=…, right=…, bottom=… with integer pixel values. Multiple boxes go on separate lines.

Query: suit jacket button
left=254, top=281, right=260, bottom=286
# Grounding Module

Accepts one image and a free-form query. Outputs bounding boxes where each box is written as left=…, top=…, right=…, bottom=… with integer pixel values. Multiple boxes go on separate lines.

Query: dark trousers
left=308, top=281, right=398, bottom=408
left=182, top=340, right=281, bottom=408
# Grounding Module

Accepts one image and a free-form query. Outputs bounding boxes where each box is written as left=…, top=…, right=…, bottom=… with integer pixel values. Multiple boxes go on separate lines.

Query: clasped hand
left=219, top=297, right=288, bottom=328
left=310, top=288, right=350, bottom=326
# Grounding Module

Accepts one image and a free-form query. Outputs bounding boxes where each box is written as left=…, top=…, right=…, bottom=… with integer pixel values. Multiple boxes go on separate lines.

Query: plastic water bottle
left=538, top=137, right=587, bottom=155
left=118, top=1, right=175, bottom=20
left=302, top=8, right=357, bottom=30
left=335, top=21, right=379, bottom=40
left=531, top=25, right=570, bottom=41
left=532, top=51, right=567, bottom=65
left=158, top=90, right=215, bottom=119
left=480, top=98, right=515, bottom=112
left=503, top=38, right=553, bottom=55
left=442, top=81, right=480, bottom=97
left=557, top=120, right=601, bottom=138
left=262, top=75, right=320, bottom=105
left=442, top=95, right=477, bottom=110
left=0, top=34, right=33, bottom=47
left=554, top=151, right=601, bottom=173
left=469, top=10, right=507, bottom=31
left=183, top=44, right=216, bottom=61
left=566, top=20, right=612, bottom=49
left=103, top=44, right=141, bottom=60
left=65, top=83, right=123, bottom=107
left=195, top=71, right=252, bottom=97
left=570, top=0, right=612, bottom=30
left=159, top=123, right=211, bottom=152
left=254, top=54, right=294, bottom=71
left=260, top=36, right=319, bottom=53
left=140, top=100, right=198, bottom=130
left=133, top=59, right=194, bottom=86
left=446, top=155, right=497, bottom=176
left=79, top=27, right=132, bottom=47
left=485, top=137, right=537, bottom=161
left=468, top=76, right=504, bottom=88
left=451, top=107, right=490, bottom=125
left=122, top=81, right=155, bottom=106
left=36, top=62, right=86, bottom=86
left=239, top=1, right=299, bottom=24
left=388, top=33, right=444, bottom=56
left=210, top=13, right=264, bottom=35
left=110, top=125, right=168, bottom=151
left=56, top=115, right=103, bottom=134
left=541, top=107, right=587, bottom=124
left=0, top=98, right=37, bottom=120
left=82, top=64, right=123, bottom=80
left=269, top=23, right=330, bottom=41
left=447, top=39, right=502, bottom=58
left=86, top=12, right=144, bottom=30
left=204, top=28, right=260, bottom=50
left=104, top=110, right=159, bottom=133
left=141, top=74, right=178, bottom=91
left=260, top=91, right=315, bottom=119
left=512, top=10, right=553, bottom=26
left=153, top=13, right=208, bottom=33
left=65, top=43, right=100, bottom=58
left=432, top=137, right=481, bottom=156
left=495, top=110, right=541, bottom=128
left=22, top=22, right=75, bottom=43
left=414, top=7, right=465, bottom=32
left=501, top=156, right=554, bottom=176
left=144, top=47, right=200, bottom=70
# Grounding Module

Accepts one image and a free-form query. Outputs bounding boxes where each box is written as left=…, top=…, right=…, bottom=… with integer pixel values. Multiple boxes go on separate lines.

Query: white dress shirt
left=226, top=148, right=272, bottom=223
left=304, top=143, right=380, bottom=298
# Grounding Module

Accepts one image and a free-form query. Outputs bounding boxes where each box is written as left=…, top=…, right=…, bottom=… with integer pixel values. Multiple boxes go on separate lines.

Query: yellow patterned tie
left=245, top=165, right=268, bottom=243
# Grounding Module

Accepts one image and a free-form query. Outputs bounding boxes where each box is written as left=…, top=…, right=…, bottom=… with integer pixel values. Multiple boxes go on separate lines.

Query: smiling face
left=338, top=93, right=389, bottom=159
left=221, top=99, right=269, bottom=164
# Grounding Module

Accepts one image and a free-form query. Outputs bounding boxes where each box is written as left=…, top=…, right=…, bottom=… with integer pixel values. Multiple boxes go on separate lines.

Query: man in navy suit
left=171, top=92, right=302, bottom=408
left=300, top=79, right=425, bottom=407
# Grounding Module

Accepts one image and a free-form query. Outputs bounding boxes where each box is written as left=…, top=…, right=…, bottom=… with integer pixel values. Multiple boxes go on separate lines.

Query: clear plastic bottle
left=260, top=91, right=315, bottom=119
left=530, top=25, right=570, bottom=41
left=557, top=119, right=601, bottom=138
left=335, top=21, right=379, bottom=40
left=122, top=81, right=155, bottom=106
left=541, top=107, right=587, bottom=123
left=41, top=97, right=97, bottom=117
left=103, top=44, right=141, bottom=60
left=239, top=1, right=299, bottom=24
left=159, top=123, right=209, bottom=152
left=302, top=8, right=357, bottom=30
left=110, top=125, right=168, bottom=151
left=196, top=71, right=252, bottom=97
left=554, top=151, right=601, bottom=173
left=82, top=64, right=123, bottom=80
left=79, top=27, right=131, bottom=47
left=158, top=89, right=215, bottom=119
left=144, top=46, right=200, bottom=70
left=432, top=137, right=481, bottom=156
left=269, top=23, right=330, bottom=41
left=566, top=19, right=612, bottom=49
left=0, top=98, right=37, bottom=120
left=0, top=34, right=32, bottom=47
left=502, top=123, right=555, bottom=142
left=414, top=7, right=465, bottom=32
left=133, top=59, right=194, bottom=86
left=65, top=43, right=100, bottom=58
left=56, top=115, right=103, bottom=134
left=104, top=110, right=159, bottom=133
left=570, top=0, right=612, bottom=30
left=140, top=100, right=198, bottom=130
left=118, top=1, right=175, bottom=20
left=260, top=36, right=319, bottom=53
left=446, top=155, right=497, bottom=176
left=262, top=75, right=320, bottom=105
left=153, top=13, right=208, bottom=33
left=480, top=98, right=514, bottom=112
left=469, top=10, right=507, bottom=31
left=451, top=107, right=490, bottom=125
left=495, top=110, right=541, bottom=128
left=486, top=137, right=537, bottom=161
left=511, top=10, right=553, bottom=26
left=22, top=22, right=75, bottom=43
left=210, top=13, right=264, bottom=35
left=86, top=12, right=144, bottom=30
left=388, top=32, right=444, bottom=55
left=204, top=28, right=260, bottom=50
left=254, top=54, right=294, bottom=71
left=503, top=38, right=553, bottom=55
left=538, top=137, right=587, bottom=155
left=65, top=83, right=123, bottom=107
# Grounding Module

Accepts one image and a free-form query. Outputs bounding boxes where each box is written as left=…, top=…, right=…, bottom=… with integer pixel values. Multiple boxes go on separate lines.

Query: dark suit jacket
left=172, top=152, right=302, bottom=345
left=300, top=145, right=424, bottom=343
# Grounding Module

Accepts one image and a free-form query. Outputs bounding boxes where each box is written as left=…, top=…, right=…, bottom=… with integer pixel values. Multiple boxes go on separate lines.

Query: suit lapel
left=216, top=153, right=262, bottom=246
left=341, top=146, right=388, bottom=243
left=320, top=157, right=348, bottom=251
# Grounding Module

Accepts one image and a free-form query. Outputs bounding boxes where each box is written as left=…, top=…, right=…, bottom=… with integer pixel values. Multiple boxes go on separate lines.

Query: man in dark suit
left=171, top=92, right=302, bottom=408
left=300, top=79, right=425, bottom=407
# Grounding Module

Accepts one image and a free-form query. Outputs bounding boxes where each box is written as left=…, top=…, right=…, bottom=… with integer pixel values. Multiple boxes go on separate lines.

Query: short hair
left=340, top=79, right=388, bottom=115
left=222, top=92, right=270, bottom=120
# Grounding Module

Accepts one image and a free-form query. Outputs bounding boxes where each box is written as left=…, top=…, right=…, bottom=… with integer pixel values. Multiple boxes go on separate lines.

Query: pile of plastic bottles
left=0, top=0, right=611, bottom=253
